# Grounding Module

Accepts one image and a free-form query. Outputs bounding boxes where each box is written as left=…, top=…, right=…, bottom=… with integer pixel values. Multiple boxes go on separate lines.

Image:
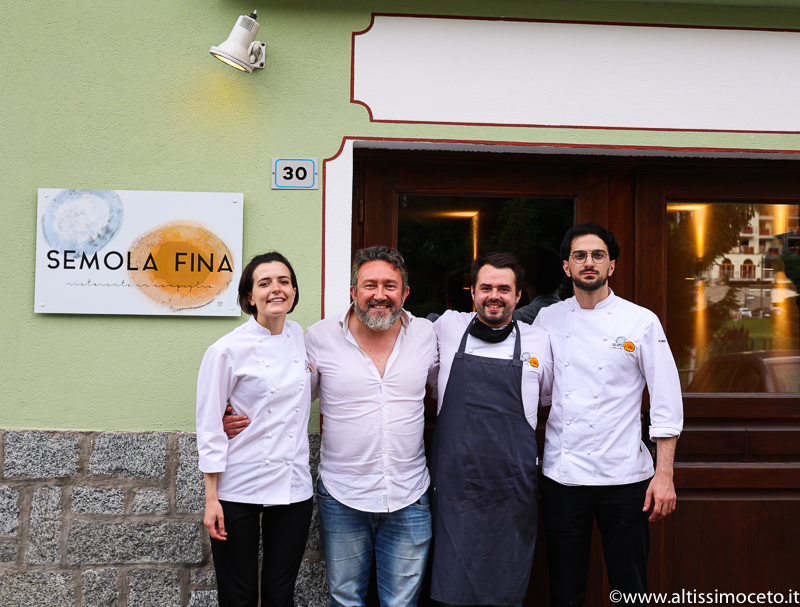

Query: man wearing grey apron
left=430, top=252, right=554, bottom=606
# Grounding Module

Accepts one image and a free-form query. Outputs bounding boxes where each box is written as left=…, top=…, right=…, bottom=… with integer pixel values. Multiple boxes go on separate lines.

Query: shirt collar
left=569, top=288, right=616, bottom=311
left=247, top=315, right=275, bottom=336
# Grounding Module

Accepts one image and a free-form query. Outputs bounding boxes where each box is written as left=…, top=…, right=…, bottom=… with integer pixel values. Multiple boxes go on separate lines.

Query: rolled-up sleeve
left=196, top=346, right=235, bottom=473
left=640, top=318, right=684, bottom=439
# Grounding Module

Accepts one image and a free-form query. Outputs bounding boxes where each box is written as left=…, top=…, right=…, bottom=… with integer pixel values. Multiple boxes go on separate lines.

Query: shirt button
left=381, top=403, right=386, bottom=408
left=267, top=433, right=273, bottom=438
left=566, top=421, right=571, bottom=425
left=265, top=459, right=270, bottom=464
left=590, top=422, right=595, bottom=427
left=383, top=449, right=387, bottom=454
left=468, top=349, right=474, bottom=354
left=268, top=408, right=273, bottom=413
left=565, top=391, right=570, bottom=396
left=295, top=407, right=300, bottom=412
left=594, top=393, right=598, bottom=398
left=367, top=361, right=372, bottom=365
left=286, top=461, right=292, bottom=466
left=566, top=333, right=571, bottom=338
left=384, top=472, right=388, bottom=476
left=289, top=433, right=294, bottom=438
left=564, top=362, right=570, bottom=367
left=294, top=357, right=299, bottom=363
left=565, top=449, right=570, bottom=454
left=598, top=365, right=603, bottom=369
left=587, top=451, right=592, bottom=455
left=383, top=426, right=388, bottom=430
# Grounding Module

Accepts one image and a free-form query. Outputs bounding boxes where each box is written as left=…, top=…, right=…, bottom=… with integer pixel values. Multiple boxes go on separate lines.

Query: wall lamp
left=209, top=10, right=266, bottom=73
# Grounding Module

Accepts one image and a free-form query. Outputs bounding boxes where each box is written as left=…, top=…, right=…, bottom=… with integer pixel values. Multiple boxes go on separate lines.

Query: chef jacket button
left=267, top=433, right=273, bottom=438
left=286, top=461, right=292, bottom=466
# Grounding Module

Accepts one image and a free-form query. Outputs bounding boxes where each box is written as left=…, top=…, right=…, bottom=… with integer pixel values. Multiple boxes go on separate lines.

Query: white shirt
left=305, top=308, right=439, bottom=513
left=433, top=311, right=554, bottom=429
left=196, top=317, right=313, bottom=505
left=534, top=290, right=684, bottom=486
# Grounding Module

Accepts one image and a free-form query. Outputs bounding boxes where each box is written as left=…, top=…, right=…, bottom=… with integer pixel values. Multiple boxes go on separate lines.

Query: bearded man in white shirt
left=225, top=246, right=438, bottom=607
left=429, top=252, right=554, bottom=607
left=533, top=222, right=683, bottom=607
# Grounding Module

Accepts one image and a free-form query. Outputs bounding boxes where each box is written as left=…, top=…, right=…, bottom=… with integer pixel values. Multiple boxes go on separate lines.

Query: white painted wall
left=353, top=16, right=800, bottom=132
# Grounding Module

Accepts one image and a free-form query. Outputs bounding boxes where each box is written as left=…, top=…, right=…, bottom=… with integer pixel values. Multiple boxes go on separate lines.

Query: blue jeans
left=317, top=479, right=432, bottom=607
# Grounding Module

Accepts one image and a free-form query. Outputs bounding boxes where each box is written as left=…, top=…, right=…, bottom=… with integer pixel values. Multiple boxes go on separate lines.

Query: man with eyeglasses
left=533, top=222, right=683, bottom=607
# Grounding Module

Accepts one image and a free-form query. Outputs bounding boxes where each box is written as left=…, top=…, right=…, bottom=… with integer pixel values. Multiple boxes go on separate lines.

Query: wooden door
left=354, top=149, right=800, bottom=606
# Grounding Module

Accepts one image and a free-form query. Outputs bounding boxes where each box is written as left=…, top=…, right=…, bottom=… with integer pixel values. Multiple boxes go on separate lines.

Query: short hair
left=560, top=222, right=621, bottom=262
left=351, top=246, right=409, bottom=291
left=238, top=252, right=299, bottom=316
left=520, top=245, right=564, bottom=294
left=471, top=252, right=525, bottom=295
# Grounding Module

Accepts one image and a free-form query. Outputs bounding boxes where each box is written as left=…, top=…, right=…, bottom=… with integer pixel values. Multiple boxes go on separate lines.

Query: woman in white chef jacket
left=197, top=252, right=313, bottom=607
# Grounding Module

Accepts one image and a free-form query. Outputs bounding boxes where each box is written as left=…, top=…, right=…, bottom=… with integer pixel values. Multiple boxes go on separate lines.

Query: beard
left=354, top=298, right=403, bottom=331
left=571, top=270, right=609, bottom=292
left=475, top=298, right=513, bottom=327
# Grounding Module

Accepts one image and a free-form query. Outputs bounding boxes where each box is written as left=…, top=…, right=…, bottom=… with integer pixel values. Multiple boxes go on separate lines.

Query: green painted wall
left=2, top=0, right=800, bottom=432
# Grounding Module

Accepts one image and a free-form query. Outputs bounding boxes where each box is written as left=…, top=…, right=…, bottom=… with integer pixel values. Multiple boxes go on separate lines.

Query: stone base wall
left=0, top=431, right=326, bottom=607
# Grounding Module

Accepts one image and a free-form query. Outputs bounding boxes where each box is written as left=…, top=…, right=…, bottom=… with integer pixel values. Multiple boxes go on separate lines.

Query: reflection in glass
left=397, top=196, right=574, bottom=320
left=667, top=203, right=800, bottom=393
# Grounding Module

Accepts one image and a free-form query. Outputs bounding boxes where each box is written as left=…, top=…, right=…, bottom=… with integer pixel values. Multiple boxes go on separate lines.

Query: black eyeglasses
left=570, top=250, right=608, bottom=264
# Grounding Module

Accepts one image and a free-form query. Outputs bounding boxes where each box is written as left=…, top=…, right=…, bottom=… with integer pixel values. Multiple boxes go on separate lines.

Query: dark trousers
left=210, top=497, right=313, bottom=607
left=541, top=477, right=650, bottom=607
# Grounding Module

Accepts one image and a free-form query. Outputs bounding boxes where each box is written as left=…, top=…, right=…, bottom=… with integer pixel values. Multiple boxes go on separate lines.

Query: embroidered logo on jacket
left=612, top=336, right=636, bottom=353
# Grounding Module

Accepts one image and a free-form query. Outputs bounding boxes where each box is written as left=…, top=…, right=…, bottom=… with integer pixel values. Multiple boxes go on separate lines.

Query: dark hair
left=238, top=252, right=299, bottom=315
left=520, top=245, right=564, bottom=294
left=351, top=246, right=409, bottom=291
left=471, top=252, right=525, bottom=295
left=560, top=222, right=620, bottom=262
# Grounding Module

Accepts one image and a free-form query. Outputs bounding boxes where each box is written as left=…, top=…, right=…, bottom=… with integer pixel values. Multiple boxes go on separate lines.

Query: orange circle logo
left=128, top=221, right=234, bottom=309
left=530, top=357, right=539, bottom=368
left=623, top=341, right=635, bottom=352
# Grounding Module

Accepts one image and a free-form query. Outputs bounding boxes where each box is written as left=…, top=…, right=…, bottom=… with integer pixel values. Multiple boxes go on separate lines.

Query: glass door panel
left=666, top=202, right=800, bottom=393
left=397, top=195, right=574, bottom=320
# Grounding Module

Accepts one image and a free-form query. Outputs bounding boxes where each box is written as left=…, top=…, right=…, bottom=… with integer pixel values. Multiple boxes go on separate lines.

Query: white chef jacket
left=534, top=290, right=683, bottom=486
left=433, top=311, right=554, bottom=430
left=196, top=317, right=313, bottom=505
left=305, top=307, right=438, bottom=513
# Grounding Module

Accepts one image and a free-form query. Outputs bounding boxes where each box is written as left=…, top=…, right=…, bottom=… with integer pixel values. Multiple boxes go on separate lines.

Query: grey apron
left=430, top=319, right=538, bottom=606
